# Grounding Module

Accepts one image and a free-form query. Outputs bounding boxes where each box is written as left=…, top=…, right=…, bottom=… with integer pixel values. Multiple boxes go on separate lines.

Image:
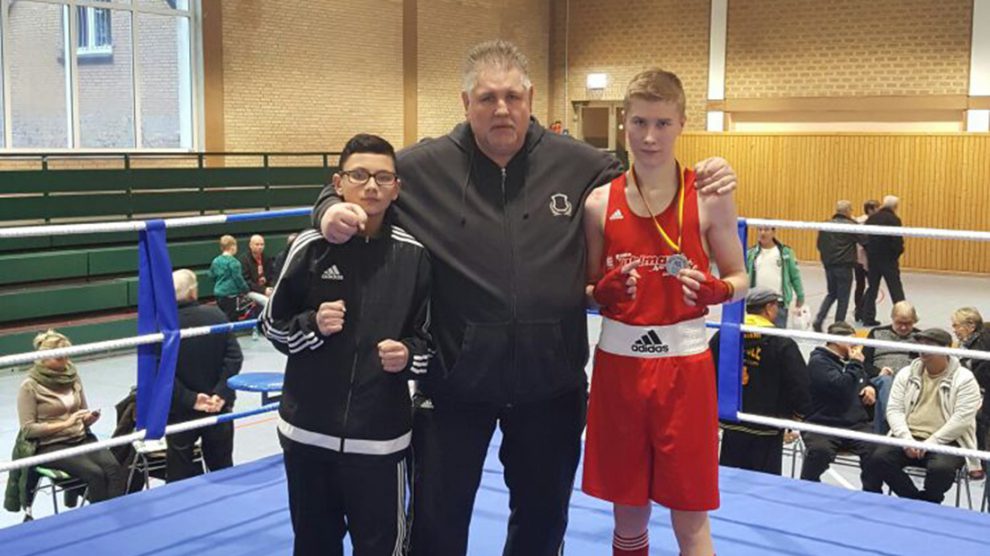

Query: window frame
left=76, top=4, right=113, bottom=58
left=0, top=0, right=201, bottom=151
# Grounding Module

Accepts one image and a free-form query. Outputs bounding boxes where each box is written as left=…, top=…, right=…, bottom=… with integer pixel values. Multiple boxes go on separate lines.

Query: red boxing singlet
left=599, top=167, right=709, bottom=326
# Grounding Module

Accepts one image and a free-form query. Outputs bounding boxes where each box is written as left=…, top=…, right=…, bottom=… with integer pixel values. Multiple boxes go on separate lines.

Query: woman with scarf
left=16, top=330, right=126, bottom=502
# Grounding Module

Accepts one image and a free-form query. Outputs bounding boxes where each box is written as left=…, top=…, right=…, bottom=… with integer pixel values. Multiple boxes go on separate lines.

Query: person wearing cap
left=799, top=322, right=882, bottom=491
left=866, top=327, right=981, bottom=503
left=710, top=286, right=811, bottom=475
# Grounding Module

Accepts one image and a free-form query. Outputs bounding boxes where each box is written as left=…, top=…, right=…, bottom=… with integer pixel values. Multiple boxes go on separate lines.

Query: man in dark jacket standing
left=710, top=287, right=812, bottom=475
left=861, top=195, right=905, bottom=326
left=313, top=40, right=738, bottom=556
left=166, top=269, right=243, bottom=482
left=813, top=200, right=859, bottom=332
left=800, top=321, right=881, bottom=491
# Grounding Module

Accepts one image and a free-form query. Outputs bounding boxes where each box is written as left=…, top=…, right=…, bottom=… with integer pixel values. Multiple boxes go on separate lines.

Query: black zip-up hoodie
left=261, top=223, right=432, bottom=455
left=313, top=119, right=622, bottom=406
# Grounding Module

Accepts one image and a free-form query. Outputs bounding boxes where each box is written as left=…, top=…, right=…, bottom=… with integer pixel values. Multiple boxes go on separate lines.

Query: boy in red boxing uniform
left=582, top=69, right=748, bottom=556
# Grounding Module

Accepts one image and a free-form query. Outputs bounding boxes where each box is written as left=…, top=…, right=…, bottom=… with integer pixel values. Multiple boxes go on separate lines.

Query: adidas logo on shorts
left=631, top=330, right=669, bottom=354
left=321, top=265, right=343, bottom=281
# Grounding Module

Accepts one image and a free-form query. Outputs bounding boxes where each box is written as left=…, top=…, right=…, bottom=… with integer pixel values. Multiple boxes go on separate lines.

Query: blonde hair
left=219, top=235, right=237, bottom=251
left=953, top=307, right=983, bottom=330
left=33, top=329, right=71, bottom=352
left=890, top=301, right=918, bottom=322
left=462, top=39, right=532, bottom=93
left=623, top=68, right=686, bottom=118
left=173, top=268, right=198, bottom=301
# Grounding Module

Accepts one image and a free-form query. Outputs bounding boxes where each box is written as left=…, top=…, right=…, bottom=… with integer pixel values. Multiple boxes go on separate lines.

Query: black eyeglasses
left=340, top=168, right=398, bottom=187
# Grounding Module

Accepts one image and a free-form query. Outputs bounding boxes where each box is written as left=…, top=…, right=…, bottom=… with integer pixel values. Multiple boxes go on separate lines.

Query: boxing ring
left=2, top=211, right=990, bottom=555
left=2, top=435, right=989, bottom=555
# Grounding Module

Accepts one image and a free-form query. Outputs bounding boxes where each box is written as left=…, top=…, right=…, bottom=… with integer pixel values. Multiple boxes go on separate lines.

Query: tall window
left=2, top=0, right=197, bottom=150
left=77, top=6, right=112, bottom=57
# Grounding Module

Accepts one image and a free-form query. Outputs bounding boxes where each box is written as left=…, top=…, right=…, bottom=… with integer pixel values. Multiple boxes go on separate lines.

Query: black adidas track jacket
left=261, top=222, right=432, bottom=456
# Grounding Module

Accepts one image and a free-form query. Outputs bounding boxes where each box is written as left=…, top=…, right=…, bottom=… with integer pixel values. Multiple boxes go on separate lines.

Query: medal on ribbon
left=630, top=163, right=689, bottom=276
left=664, top=253, right=690, bottom=275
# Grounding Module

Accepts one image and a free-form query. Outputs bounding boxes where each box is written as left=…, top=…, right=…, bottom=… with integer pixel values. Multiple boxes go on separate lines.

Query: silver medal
left=665, top=253, right=690, bottom=275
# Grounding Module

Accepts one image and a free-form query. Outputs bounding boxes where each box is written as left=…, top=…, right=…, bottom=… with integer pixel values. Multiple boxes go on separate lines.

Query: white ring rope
left=0, top=209, right=308, bottom=239
left=745, top=217, right=990, bottom=242
left=0, top=403, right=279, bottom=475
left=737, top=325, right=990, bottom=362
left=0, top=321, right=255, bottom=369
left=3, top=214, right=988, bottom=242
left=737, top=412, right=990, bottom=462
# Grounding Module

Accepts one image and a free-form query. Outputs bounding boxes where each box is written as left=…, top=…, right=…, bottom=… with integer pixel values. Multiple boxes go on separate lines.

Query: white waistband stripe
left=597, top=316, right=708, bottom=358
left=277, top=417, right=410, bottom=456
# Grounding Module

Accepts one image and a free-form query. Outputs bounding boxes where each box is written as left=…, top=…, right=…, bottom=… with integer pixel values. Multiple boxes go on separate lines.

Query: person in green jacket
left=746, top=226, right=805, bottom=328
left=210, top=235, right=252, bottom=321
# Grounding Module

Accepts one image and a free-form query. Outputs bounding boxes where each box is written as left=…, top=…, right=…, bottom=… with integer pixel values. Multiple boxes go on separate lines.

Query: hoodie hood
left=448, top=117, right=548, bottom=160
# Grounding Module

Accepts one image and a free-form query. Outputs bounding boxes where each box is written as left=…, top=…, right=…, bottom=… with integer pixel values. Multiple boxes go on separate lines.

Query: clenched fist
left=317, top=300, right=346, bottom=335
left=378, top=339, right=409, bottom=373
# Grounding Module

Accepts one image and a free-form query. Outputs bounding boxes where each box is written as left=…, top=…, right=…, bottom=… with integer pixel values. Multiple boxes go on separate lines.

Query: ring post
left=716, top=218, right=747, bottom=422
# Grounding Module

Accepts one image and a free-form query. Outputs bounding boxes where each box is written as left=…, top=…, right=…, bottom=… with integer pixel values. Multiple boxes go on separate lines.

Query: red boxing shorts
left=582, top=316, right=720, bottom=511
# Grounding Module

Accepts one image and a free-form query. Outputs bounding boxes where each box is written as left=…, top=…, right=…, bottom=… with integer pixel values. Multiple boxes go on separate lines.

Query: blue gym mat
left=2, top=445, right=988, bottom=555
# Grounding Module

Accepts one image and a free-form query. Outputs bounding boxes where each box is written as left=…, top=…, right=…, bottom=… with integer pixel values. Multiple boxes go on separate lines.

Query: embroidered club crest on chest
left=549, top=193, right=572, bottom=217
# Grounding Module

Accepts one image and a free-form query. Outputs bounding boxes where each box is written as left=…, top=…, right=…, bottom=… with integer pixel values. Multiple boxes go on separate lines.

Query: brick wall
left=548, top=0, right=712, bottom=131
left=726, top=0, right=973, bottom=98
left=221, top=0, right=405, bottom=151
left=220, top=0, right=548, bottom=150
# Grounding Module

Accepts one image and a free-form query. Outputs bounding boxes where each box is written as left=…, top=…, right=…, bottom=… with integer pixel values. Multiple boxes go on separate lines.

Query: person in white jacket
left=865, top=328, right=982, bottom=503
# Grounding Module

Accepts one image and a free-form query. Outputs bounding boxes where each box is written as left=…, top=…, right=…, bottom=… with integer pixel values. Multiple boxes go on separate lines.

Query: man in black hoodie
left=861, top=195, right=905, bottom=326
left=313, top=41, right=738, bottom=556
left=813, top=200, right=859, bottom=332
left=800, top=321, right=881, bottom=491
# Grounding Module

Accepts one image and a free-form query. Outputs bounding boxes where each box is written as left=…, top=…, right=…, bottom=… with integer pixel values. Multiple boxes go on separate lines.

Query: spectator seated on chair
left=165, top=269, right=244, bottom=483
left=951, top=307, right=990, bottom=477
left=863, top=301, right=920, bottom=434
left=710, top=287, right=812, bottom=475
left=13, top=330, right=126, bottom=503
left=800, top=322, right=882, bottom=491
left=866, top=328, right=982, bottom=503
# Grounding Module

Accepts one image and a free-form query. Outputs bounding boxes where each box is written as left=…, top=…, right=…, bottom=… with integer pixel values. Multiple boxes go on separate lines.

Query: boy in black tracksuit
left=262, top=134, right=431, bottom=556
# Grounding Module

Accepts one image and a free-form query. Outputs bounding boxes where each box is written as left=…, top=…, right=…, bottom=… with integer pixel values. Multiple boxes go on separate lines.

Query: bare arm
left=700, top=190, right=747, bottom=302
left=583, top=185, right=609, bottom=307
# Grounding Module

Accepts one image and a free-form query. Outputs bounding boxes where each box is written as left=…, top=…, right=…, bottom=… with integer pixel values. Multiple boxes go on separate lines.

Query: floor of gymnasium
left=1, top=262, right=987, bottom=535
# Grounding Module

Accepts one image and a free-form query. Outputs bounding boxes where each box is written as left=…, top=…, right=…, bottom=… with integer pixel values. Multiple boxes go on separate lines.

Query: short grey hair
left=882, top=195, right=899, bottom=209
left=173, top=268, right=198, bottom=301
left=836, top=200, right=852, bottom=215
left=462, top=39, right=532, bottom=93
